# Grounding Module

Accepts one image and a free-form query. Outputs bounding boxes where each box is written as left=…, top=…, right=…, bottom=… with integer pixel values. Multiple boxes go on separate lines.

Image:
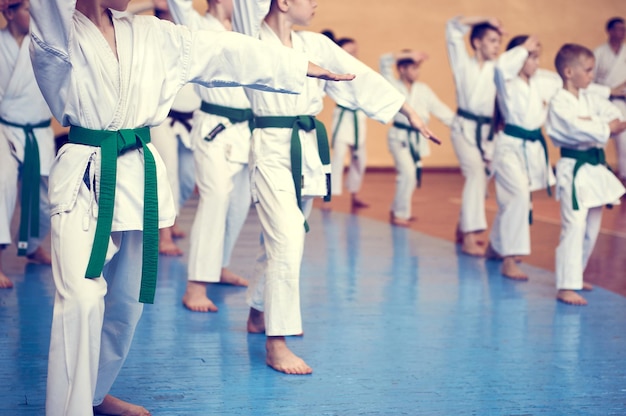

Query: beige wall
left=4, top=0, right=624, bottom=167
left=305, top=0, right=624, bottom=167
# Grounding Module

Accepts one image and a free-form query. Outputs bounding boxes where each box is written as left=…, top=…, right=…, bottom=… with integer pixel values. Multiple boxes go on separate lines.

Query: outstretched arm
left=399, top=103, right=440, bottom=144
left=307, top=62, right=355, bottom=82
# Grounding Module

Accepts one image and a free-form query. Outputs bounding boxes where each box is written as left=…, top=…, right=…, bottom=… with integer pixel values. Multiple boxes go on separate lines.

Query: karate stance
left=546, top=44, right=626, bottom=306
left=0, top=0, right=54, bottom=289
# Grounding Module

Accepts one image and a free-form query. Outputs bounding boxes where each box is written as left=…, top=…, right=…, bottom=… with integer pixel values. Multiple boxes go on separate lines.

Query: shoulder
left=297, top=30, right=335, bottom=46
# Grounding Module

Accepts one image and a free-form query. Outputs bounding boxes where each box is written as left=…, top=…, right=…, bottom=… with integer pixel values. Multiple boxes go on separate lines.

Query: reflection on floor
left=1, top=171, right=626, bottom=415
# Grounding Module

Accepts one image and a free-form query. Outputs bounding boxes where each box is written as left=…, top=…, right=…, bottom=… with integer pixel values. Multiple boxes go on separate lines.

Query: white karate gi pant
left=555, top=180, right=603, bottom=290
left=187, top=139, right=251, bottom=282
left=0, top=135, right=51, bottom=253
left=450, top=119, right=491, bottom=233
left=46, top=183, right=145, bottom=415
left=150, top=123, right=195, bottom=214
left=611, top=100, right=626, bottom=180
left=388, top=130, right=418, bottom=220
left=330, top=141, right=366, bottom=196
left=489, top=150, right=531, bottom=256
left=246, top=167, right=312, bottom=336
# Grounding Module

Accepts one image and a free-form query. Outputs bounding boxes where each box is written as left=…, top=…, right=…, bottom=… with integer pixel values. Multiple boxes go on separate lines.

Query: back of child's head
left=554, top=43, right=594, bottom=79
left=321, top=29, right=336, bottom=43
left=606, top=17, right=625, bottom=31
left=506, top=35, right=528, bottom=51
left=470, top=23, right=500, bottom=50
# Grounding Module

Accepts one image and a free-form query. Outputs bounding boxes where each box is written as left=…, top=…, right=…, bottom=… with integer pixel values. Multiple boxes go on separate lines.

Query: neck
left=208, top=4, right=232, bottom=31
left=400, top=77, right=412, bottom=90
left=475, top=51, right=488, bottom=67
left=564, top=80, right=580, bottom=98
left=264, top=10, right=293, bottom=47
left=8, top=25, right=27, bottom=47
left=609, top=39, right=623, bottom=53
left=76, top=0, right=111, bottom=30
left=519, top=72, right=530, bottom=84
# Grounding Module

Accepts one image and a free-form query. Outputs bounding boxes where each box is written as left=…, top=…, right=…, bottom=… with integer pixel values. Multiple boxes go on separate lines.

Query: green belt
left=503, top=124, right=553, bottom=224
left=560, top=147, right=606, bottom=211
left=0, top=117, right=51, bottom=256
left=200, top=101, right=254, bottom=134
left=392, top=121, right=422, bottom=188
left=332, top=105, right=359, bottom=150
left=253, top=115, right=330, bottom=232
left=456, top=108, right=494, bottom=165
left=68, top=125, right=158, bottom=304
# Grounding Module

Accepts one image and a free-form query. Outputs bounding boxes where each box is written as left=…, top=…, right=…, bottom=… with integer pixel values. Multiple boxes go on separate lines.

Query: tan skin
left=454, top=16, right=503, bottom=256
left=254, top=0, right=434, bottom=376
left=556, top=55, right=626, bottom=306
left=0, top=0, right=52, bottom=289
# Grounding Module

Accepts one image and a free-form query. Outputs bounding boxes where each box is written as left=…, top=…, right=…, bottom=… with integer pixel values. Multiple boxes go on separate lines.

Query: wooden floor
left=1, top=171, right=626, bottom=415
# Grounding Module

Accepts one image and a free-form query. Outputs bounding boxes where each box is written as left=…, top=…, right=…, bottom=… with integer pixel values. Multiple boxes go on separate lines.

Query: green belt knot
left=68, top=125, right=158, bottom=304
left=560, top=147, right=606, bottom=211
left=253, top=115, right=331, bottom=232
left=503, top=124, right=553, bottom=210
left=392, top=121, right=422, bottom=188
left=457, top=108, right=494, bottom=174
left=0, top=116, right=51, bottom=255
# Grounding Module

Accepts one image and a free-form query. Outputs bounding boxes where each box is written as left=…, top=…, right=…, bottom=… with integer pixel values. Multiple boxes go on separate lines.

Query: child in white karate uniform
left=546, top=44, right=626, bottom=306
left=234, top=0, right=434, bottom=375
left=166, top=0, right=256, bottom=312
left=380, top=50, right=454, bottom=227
left=446, top=15, right=502, bottom=256
left=326, top=35, right=370, bottom=210
left=0, top=0, right=54, bottom=289
left=594, top=17, right=626, bottom=180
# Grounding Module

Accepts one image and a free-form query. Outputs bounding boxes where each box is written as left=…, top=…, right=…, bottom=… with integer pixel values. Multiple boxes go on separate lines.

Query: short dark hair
left=554, top=43, right=594, bottom=78
left=396, top=49, right=416, bottom=69
left=470, top=23, right=500, bottom=50
left=506, top=35, right=528, bottom=51
left=321, top=29, right=336, bottom=43
left=337, top=37, right=355, bottom=48
left=606, top=17, right=625, bottom=31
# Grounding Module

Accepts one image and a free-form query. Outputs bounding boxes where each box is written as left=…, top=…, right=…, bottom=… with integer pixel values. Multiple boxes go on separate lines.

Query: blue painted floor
left=2, top=204, right=626, bottom=415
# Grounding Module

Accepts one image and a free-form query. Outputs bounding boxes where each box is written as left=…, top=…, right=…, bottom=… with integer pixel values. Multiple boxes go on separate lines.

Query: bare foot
left=158, top=227, right=183, bottom=256
left=461, top=233, right=485, bottom=257
left=93, top=394, right=151, bottom=416
left=582, top=282, right=593, bottom=291
left=557, top=290, right=588, bottom=306
left=351, top=197, right=369, bottom=209
left=182, top=281, right=218, bottom=312
left=247, top=307, right=265, bottom=334
left=485, top=243, right=503, bottom=261
left=390, top=213, right=411, bottom=228
left=26, top=246, right=52, bottom=265
left=456, top=226, right=485, bottom=246
left=501, top=257, right=528, bottom=280
left=219, top=268, right=248, bottom=286
left=158, top=239, right=183, bottom=256
left=0, top=271, right=13, bottom=289
left=266, top=337, right=312, bottom=375
left=171, top=223, right=186, bottom=239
